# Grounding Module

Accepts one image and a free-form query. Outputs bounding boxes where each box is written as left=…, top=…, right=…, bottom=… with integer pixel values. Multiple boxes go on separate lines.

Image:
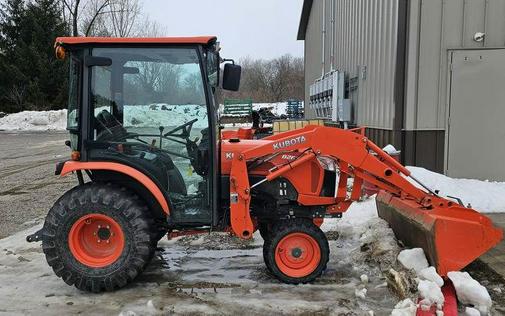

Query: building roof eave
left=297, top=0, right=313, bottom=40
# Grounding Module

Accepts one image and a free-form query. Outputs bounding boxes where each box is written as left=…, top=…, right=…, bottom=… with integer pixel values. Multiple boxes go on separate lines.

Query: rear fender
left=59, top=161, right=170, bottom=215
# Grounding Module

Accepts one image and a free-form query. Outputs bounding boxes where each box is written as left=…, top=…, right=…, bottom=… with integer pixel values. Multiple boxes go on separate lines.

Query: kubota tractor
left=27, top=36, right=503, bottom=293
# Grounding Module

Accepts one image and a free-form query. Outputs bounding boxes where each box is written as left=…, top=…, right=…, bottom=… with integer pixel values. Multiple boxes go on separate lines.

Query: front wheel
left=42, top=183, right=155, bottom=292
left=263, top=219, right=329, bottom=284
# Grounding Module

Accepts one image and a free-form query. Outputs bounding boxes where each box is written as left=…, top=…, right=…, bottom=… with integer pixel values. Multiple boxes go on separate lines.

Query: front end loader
left=27, top=36, right=502, bottom=293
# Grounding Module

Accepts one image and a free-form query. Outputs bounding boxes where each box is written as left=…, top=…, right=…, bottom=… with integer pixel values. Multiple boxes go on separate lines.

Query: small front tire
left=263, top=219, right=329, bottom=284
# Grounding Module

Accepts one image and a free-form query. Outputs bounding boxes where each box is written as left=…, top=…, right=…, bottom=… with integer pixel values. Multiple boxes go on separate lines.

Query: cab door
left=87, top=46, right=214, bottom=225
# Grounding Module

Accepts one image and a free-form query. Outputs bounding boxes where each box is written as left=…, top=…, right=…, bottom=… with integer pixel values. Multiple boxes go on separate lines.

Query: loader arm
left=229, top=125, right=503, bottom=275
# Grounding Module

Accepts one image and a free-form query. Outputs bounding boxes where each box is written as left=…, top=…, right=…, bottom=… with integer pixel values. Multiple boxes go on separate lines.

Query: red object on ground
left=416, top=280, right=458, bottom=316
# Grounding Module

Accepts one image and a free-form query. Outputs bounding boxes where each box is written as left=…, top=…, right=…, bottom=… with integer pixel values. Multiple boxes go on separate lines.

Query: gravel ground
left=0, top=131, right=75, bottom=238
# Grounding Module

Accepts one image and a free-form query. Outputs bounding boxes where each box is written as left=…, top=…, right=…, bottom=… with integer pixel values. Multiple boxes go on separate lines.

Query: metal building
left=297, top=0, right=505, bottom=180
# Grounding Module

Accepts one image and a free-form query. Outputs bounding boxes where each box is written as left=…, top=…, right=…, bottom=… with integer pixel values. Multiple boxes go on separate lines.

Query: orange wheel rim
left=68, top=214, right=125, bottom=268
left=275, top=232, right=321, bottom=278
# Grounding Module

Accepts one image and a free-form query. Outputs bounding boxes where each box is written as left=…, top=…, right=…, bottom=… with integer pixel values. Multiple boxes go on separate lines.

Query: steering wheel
left=163, top=118, right=198, bottom=140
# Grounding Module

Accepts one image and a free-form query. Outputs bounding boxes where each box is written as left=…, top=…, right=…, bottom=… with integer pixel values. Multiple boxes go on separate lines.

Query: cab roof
left=55, top=36, right=217, bottom=47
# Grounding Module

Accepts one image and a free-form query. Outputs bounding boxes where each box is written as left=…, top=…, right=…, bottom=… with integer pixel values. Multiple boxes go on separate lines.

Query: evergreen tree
left=25, top=0, right=69, bottom=110
left=0, top=0, right=69, bottom=112
left=0, top=0, right=28, bottom=112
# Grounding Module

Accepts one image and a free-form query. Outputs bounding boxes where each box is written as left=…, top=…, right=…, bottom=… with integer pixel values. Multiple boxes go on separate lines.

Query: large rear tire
left=42, top=183, right=155, bottom=292
left=258, top=222, right=272, bottom=241
left=263, top=219, right=329, bottom=284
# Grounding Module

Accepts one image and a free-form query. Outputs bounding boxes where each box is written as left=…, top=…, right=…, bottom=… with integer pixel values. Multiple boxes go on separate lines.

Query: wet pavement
left=0, top=219, right=401, bottom=315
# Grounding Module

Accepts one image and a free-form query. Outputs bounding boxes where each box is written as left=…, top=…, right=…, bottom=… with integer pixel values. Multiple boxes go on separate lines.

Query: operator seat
left=186, top=127, right=210, bottom=176
left=95, top=110, right=128, bottom=141
left=92, top=109, right=187, bottom=196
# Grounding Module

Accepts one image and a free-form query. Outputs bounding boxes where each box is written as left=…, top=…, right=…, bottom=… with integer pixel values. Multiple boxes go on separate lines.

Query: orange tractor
left=27, top=36, right=502, bottom=292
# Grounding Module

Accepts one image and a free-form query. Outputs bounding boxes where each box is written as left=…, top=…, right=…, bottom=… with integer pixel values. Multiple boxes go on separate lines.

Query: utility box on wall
left=298, top=0, right=505, bottom=180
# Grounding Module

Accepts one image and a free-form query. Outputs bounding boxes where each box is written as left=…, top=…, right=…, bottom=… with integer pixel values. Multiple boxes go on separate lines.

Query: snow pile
left=395, top=248, right=494, bottom=314
left=121, top=104, right=208, bottom=129
left=408, top=166, right=505, bottom=213
left=397, top=248, right=429, bottom=274
left=252, top=102, right=290, bottom=116
left=0, top=110, right=67, bottom=131
left=391, top=299, right=417, bottom=316
left=448, top=271, right=492, bottom=314
left=0, top=104, right=209, bottom=132
left=396, top=248, right=445, bottom=312
left=382, top=144, right=400, bottom=155
left=464, top=307, right=482, bottom=316
left=418, top=267, right=444, bottom=287
left=418, top=279, right=444, bottom=310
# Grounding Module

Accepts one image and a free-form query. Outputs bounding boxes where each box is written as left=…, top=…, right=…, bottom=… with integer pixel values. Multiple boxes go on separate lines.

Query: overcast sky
left=143, top=0, right=304, bottom=60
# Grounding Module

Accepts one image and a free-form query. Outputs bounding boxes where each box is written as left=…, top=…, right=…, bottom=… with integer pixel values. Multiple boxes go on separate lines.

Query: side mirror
left=222, top=63, right=241, bottom=91
left=84, top=56, right=112, bottom=67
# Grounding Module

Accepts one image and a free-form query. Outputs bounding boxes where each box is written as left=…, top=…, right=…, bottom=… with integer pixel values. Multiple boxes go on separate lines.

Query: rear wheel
left=42, top=183, right=155, bottom=292
left=263, top=219, right=329, bottom=284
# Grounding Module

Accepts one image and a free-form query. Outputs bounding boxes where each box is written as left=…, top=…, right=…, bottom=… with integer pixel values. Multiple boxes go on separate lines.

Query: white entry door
left=447, top=49, right=505, bottom=180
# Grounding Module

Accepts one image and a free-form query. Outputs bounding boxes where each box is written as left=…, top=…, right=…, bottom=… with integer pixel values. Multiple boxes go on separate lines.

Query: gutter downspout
left=330, top=0, right=335, bottom=71
left=321, top=0, right=326, bottom=77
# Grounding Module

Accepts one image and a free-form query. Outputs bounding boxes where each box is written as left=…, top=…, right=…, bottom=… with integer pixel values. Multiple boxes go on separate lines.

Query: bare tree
left=221, top=55, right=304, bottom=103
left=61, top=0, right=110, bottom=36
left=108, top=0, right=141, bottom=37
left=61, top=0, right=80, bottom=36
left=82, top=0, right=110, bottom=36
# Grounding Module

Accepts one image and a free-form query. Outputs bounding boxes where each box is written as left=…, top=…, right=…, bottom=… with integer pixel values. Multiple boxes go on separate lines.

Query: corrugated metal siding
left=341, top=0, right=398, bottom=129
left=303, top=0, right=322, bottom=119
left=314, top=0, right=399, bottom=129
left=406, top=0, right=505, bottom=130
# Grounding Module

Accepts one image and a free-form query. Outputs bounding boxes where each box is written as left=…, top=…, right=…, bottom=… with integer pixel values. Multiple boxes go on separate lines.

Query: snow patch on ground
left=463, top=307, right=482, bottom=316
left=418, top=279, right=444, bottom=310
left=408, top=166, right=505, bottom=213
left=397, top=248, right=429, bottom=274
left=391, top=298, right=417, bottom=316
left=448, top=271, right=492, bottom=314
left=418, top=267, right=444, bottom=287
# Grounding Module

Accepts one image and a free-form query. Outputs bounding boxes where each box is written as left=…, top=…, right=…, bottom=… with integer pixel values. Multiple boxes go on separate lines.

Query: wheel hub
left=68, top=213, right=125, bottom=268
left=274, top=232, right=321, bottom=278
left=97, top=227, right=111, bottom=240
left=291, top=247, right=303, bottom=258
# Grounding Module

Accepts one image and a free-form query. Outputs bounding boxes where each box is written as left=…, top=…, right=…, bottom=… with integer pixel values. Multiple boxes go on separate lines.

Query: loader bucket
left=376, top=191, right=503, bottom=276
